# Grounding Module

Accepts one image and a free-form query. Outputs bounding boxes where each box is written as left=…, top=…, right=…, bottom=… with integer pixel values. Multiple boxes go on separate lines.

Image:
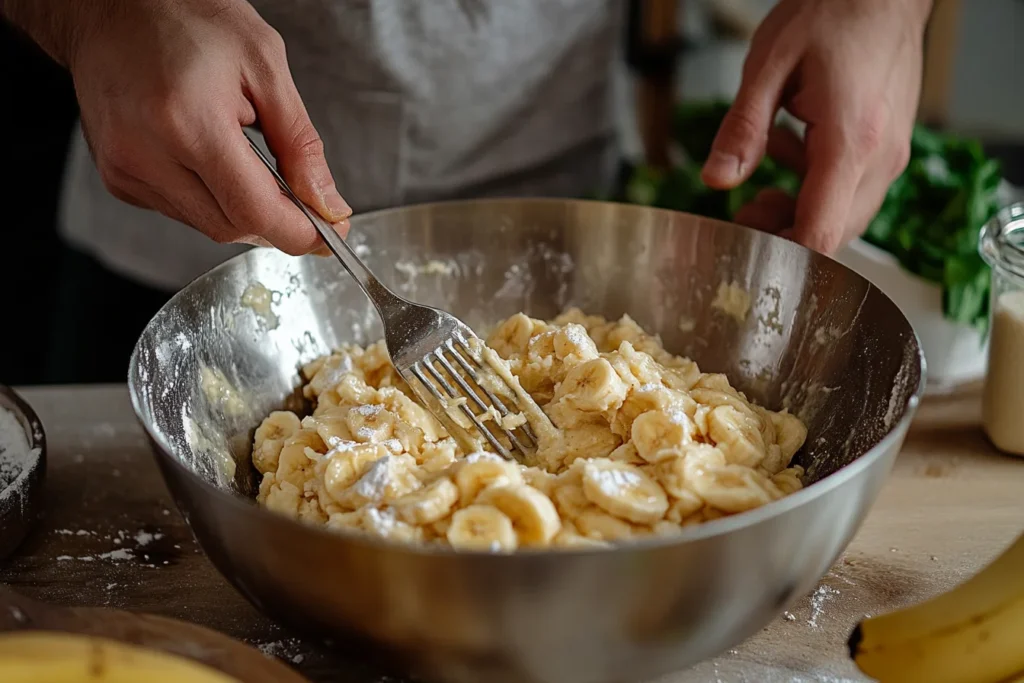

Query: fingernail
left=703, top=150, right=744, bottom=185
left=320, top=185, right=351, bottom=221
left=334, top=218, right=350, bottom=240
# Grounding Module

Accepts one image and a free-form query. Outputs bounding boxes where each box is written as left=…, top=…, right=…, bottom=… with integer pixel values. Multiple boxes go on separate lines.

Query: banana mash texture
left=253, top=309, right=807, bottom=550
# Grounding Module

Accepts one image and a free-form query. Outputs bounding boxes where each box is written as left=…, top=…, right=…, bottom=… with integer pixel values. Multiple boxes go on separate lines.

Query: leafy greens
left=621, top=99, right=1003, bottom=330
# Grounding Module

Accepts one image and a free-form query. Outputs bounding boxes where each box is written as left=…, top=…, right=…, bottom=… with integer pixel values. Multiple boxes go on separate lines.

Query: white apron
left=59, top=0, right=622, bottom=291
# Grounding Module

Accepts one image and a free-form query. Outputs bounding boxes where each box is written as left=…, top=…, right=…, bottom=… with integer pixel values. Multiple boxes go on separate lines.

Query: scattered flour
left=51, top=528, right=168, bottom=567
left=807, top=585, right=841, bottom=628
left=255, top=638, right=307, bottom=665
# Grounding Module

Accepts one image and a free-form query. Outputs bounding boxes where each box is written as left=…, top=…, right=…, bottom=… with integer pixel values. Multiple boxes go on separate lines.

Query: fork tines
left=407, top=332, right=538, bottom=461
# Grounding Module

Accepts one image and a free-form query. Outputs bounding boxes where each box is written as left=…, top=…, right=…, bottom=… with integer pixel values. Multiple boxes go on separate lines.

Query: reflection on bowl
left=129, top=199, right=924, bottom=683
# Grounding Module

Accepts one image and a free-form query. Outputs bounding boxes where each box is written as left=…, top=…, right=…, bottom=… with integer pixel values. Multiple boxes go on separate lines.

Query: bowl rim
left=0, top=383, right=48, bottom=560
left=0, top=384, right=47, bottom=473
left=128, top=197, right=928, bottom=559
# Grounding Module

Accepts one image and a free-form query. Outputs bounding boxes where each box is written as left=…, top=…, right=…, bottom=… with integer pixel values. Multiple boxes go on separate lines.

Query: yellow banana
left=0, top=631, right=238, bottom=682
left=850, top=530, right=1024, bottom=683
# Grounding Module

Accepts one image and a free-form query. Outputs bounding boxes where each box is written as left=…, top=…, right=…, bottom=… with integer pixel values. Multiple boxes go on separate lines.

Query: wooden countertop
left=2, top=384, right=1022, bottom=683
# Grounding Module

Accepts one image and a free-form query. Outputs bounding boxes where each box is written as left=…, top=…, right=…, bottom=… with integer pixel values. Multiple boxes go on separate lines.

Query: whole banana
left=0, top=631, right=238, bottom=682
left=849, top=530, right=1024, bottom=683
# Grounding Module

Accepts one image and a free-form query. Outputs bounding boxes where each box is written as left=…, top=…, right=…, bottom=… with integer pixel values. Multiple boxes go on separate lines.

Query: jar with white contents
left=980, top=202, right=1024, bottom=455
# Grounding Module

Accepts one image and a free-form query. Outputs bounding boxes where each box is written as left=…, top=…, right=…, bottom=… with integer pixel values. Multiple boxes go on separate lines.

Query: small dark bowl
left=0, top=385, right=47, bottom=560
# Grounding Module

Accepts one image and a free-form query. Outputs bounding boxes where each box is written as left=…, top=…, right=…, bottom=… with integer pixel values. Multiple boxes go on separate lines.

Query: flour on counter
left=255, top=638, right=307, bottom=665
left=807, top=585, right=840, bottom=628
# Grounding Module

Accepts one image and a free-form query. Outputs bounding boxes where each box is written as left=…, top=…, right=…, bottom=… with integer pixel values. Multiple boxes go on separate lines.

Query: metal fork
left=245, top=133, right=541, bottom=462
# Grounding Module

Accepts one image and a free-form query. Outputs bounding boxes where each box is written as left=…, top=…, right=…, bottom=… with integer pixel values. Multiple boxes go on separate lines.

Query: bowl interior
left=130, top=199, right=923, bottom=502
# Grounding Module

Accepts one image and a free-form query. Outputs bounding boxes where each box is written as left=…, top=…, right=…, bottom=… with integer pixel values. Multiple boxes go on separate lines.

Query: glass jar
left=980, top=202, right=1024, bottom=456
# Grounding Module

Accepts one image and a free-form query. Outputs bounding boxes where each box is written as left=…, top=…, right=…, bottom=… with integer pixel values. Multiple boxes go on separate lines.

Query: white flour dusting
left=353, top=456, right=397, bottom=501
left=807, top=585, right=840, bottom=628
left=134, top=531, right=164, bottom=547
left=51, top=528, right=168, bottom=566
left=0, top=406, right=36, bottom=490
left=255, top=638, right=307, bottom=664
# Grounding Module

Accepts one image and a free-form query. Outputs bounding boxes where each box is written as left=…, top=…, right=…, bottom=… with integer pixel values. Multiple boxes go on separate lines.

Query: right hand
left=69, top=0, right=350, bottom=254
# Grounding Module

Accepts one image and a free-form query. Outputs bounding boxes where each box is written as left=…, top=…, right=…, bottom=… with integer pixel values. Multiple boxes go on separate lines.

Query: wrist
left=0, top=0, right=117, bottom=68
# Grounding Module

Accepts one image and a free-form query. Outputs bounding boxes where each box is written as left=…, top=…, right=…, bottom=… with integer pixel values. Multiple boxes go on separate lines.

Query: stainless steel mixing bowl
left=128, top=199, right=925, bottom=683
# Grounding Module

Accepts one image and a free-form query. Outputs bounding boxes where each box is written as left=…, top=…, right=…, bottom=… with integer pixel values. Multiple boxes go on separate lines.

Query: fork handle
left=243, top=132, right=401, bottom=309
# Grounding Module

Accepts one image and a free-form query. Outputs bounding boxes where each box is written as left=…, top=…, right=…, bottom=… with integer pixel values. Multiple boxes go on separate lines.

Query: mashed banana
left=252, top=309, right=807, bottom=550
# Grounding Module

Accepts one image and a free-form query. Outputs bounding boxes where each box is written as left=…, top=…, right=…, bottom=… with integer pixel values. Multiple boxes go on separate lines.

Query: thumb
left=250, top=70, right=351, bottom=224
left=702, top=50, right=796, bottom=190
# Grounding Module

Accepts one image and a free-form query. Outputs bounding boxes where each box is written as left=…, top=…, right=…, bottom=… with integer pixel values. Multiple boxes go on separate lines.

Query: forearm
left=0, top=0, right=111, bottom=67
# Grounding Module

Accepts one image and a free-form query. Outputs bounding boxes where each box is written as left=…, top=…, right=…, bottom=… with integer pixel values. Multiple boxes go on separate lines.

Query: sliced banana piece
left=552, top=525, right=613, bottom=549
left=553, top=357, right=629, bottom=413
left=454, top=457, right=524, bottom=505
left=392, top=476, right=459, bottom=525
left=630, top=409, right=696, bottom=462
left=581, top=460, right=669, bottom=524
left=706, top=405, right=766, bottom=468
left=573, top=507, right=637, bottom=542
left=446, top=504, right=518, bottom=551
left=323, top=443, right=388, bottom=502
left=477, top=484, right=562, bottom=546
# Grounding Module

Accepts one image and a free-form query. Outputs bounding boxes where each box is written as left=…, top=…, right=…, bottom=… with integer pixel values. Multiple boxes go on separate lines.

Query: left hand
left=701, top=0, right=932, bottom=254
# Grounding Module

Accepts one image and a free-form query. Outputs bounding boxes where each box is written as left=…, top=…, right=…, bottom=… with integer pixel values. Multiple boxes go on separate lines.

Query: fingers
left=766, top=125, right=806, bottom=176
left=243, top=30, right=351, bottom=224
left=734, top=188, right=797, bottom=234
left=187, top=122, right=332, bottom=255
left=789, top=124, right=862, bottom=255
left=702, top=38, right=801, bottom=189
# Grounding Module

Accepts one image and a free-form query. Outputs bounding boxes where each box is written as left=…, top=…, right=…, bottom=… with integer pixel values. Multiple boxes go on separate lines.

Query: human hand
left=701, top=0, right=932, bottom=254
left=68, top=0, right=349, bottom=253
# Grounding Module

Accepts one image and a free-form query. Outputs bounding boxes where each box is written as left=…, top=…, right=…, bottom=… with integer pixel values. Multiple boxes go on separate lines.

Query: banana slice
left=771, top=409, right=808, bottom=461
left=477, top=484, right=561, bottom=546
left=706, top=405, right=766, bottom=468
left=553, top=357, right=629, bottom=414
left=336, top=453, right=422, bottom=508
left=346, top=403, right=395, bottom=443
left=631, top=409, right=696, bottom=463
left=487, top=312, right=542, bottom=357
left=608, top=441, right=646, bottom=465
left=654, top=444, right=721, bottom=499
left=323, top=443, right=388, bottom=502
left=610, top=383, right=692, bottom=439
left=552, top=524, right=613, bottom=549
left=392, top=476, right=459, bottom=525
left=454, top=457, right=524, bottom=505
left=252, top=411, right=302, bottom=474
left=552, top=480, right=591, bottom=520
left=521, top=466, right=557, bottom=496
left=684, top=457, right=774, bottom=514
left=581, top=460, right=669, bottom=524
left=552, top=323, right=600, bottom=361
left=446, top=504, right=518, bottom=551
left=573, top=507, right=636, bottom=542
left=0, top=632, right=239, bottom=682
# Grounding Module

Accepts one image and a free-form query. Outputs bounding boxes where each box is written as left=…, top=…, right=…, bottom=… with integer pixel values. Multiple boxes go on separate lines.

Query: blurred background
left=1, top=0, right=1022, bottom=386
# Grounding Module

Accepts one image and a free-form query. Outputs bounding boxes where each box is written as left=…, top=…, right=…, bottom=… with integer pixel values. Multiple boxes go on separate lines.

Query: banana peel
left=850, top=530, right=1024, bottom=683
left=0, top=631, right=239, bottom=682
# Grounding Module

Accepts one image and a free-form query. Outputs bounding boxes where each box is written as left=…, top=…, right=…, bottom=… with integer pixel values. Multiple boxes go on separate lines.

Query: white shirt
left=59, top=0, right=622, bottom=291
